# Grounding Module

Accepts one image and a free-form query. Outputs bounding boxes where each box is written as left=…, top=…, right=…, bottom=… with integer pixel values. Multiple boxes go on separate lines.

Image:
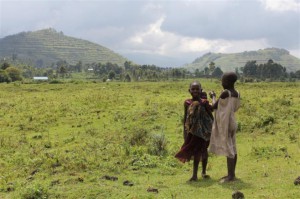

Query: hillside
left=0, top=28, right=128, bottom=67
left=183, top=48, right=300, bottom=72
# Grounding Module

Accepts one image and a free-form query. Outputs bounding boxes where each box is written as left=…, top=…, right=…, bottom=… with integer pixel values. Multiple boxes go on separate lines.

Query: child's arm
left=209, top=91, right=218, bottom=109
left=209, top=90, right=229, bottom=109
left=183, top=100, right=189, bottom=140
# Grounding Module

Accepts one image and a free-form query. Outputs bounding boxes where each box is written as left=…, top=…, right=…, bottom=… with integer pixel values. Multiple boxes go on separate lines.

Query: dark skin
left=209, top=72, right=239, bottom=109
left=209, top=72, right=240, bottom=183
left=183, top=82, right=202, bottom=138
left=184, top=81, right=209, bottom=181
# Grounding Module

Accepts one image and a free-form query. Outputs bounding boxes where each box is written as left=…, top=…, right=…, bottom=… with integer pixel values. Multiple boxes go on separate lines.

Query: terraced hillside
left=184, top=48, right=300, bottom=72
left=0, top=28, right=128, bottom=67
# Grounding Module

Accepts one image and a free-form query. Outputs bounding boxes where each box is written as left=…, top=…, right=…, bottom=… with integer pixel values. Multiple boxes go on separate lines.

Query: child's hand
left=209, top=91, right=216, bottom=98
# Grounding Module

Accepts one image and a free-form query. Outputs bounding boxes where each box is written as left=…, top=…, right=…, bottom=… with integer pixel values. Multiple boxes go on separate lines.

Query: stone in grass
left=147, top=187, right=159, bottom=193
left=294, top=176, right=300, bottom=185
left=123, top=180, right=134, bottom=186
left=232, top=191, right=244, bottom=199
left=102, top=175, right=118, bottom=181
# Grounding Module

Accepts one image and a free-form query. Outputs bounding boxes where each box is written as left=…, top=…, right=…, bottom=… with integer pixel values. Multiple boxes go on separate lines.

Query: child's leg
left=201, top=151, right=210, bottom=178
left=233, top=154, right=237, bottom=173
left=190, top=156, right=200, bottom=181
left=220, top=154, right=237, bottom=183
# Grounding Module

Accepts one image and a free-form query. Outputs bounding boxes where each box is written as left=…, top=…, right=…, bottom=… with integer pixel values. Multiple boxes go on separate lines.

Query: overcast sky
left=0, top=0, right=299, bottom=67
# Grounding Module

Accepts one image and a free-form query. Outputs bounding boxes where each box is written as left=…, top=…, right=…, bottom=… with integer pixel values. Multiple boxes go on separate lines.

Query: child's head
left=221, top=72, right=237, bottom=89
left=189, top=81, right=202, bottom=99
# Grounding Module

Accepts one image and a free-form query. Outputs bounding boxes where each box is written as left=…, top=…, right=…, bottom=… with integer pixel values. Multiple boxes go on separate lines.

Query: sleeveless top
left=208, top=90, right=240, bottom=158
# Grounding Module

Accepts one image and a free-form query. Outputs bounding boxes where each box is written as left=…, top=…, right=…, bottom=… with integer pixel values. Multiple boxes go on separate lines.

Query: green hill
left=183, top=48, right=300, bottom=72
left=0, top=28, right=128, bottom=67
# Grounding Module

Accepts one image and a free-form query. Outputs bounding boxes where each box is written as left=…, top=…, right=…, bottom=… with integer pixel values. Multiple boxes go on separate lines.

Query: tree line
left=1, top=58, right=300, bottom=83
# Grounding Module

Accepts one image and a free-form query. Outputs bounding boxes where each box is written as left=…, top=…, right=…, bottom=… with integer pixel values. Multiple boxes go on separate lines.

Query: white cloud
left=123, top=17, right=270, bottom=58
left=260, top=0, right=300, bottom=12
left=1, top=0, right=299, bottom=66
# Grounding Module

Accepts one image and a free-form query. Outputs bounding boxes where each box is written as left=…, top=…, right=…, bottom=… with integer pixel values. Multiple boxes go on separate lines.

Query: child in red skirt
left=175, top=81, right=213, bottom=181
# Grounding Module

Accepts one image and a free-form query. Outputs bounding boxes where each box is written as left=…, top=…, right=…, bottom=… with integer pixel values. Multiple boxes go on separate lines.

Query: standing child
left=175, top=81, right=213, bottom=181
left=208, top=72, right=241, bottom=183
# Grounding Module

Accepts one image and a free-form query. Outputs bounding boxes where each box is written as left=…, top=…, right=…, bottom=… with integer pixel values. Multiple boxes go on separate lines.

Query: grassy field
left=0, top=79, right=299, bottom=199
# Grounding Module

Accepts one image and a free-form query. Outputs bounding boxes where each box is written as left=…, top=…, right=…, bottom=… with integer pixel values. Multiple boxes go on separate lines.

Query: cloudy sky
left=0, top=0, right=299, bottom=67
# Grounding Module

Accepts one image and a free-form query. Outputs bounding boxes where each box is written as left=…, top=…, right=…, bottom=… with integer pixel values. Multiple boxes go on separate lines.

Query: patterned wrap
left=185, top=99, right=213, bottom=141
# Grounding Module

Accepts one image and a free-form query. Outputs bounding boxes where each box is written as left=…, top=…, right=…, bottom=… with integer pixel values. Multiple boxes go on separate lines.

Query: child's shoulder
left=220, top=89, right=239, bottom=99
left=184, top=99, right=193, bottom=106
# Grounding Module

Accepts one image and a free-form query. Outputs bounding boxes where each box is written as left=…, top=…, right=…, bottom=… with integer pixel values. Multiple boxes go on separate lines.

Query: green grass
left=0, top=79, right=299, bottom=198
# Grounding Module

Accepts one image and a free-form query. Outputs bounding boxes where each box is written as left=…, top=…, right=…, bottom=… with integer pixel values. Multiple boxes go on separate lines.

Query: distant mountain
left=0, top=28, right=128, bottom=67
left=183, top=48, right=300, bottom=72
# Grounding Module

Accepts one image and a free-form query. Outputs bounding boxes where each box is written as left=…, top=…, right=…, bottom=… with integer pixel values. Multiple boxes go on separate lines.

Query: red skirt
left=175, top=133, right=209, bottom=163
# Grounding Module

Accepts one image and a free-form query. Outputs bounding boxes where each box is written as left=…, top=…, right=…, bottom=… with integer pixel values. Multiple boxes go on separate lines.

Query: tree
left=56, top=60, right=69, bottom=78
left=108, top=70, right=116, bottom=79
left=58, top=66, right=68, bottom=78
left=209, top=62, right=216, bottom=75
left=75, top=61, right=83, bottom=72
left=243, top=61, right=257, bottom=77
left=1, top=62, right=10, bottom=70
left=5, top=66, right=22, bottom=81
left=124, top=73, right=131, bottom=82
left=204, top=67, right=209, bottom=75
left=0, top=70, right=11, bottom=83
left=195, top=69, right=201, bottom=77
left=124, top=61, right=133, bottom=71
left=295, top=70, right=300, bottom=78
left=211, top=67, right=223, bottom=78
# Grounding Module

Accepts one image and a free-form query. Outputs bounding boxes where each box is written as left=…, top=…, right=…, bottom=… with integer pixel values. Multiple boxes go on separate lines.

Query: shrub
left=21, top=183, right=49, bottom=199
left=49, top=80, right=63, bottom=84
left=147, top=133, right=168, bottom=156
left=129, top=128, right=149, bottom=146
left=251, top=146, right=287, bottom=158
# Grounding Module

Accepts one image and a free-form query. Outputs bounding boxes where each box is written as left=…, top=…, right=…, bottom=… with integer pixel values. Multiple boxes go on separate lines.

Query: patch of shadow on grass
left=187, top=178, right=216, bottom=188
left=219, top=178, right=252, bottom=190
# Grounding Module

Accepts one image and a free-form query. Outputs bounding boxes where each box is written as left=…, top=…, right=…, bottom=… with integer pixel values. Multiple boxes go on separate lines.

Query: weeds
left=147, top=133, right=168, bottom=156
left=21, top=183, right=49, bottom=199
left=129, top=127, right=149, bottom=146
left=251, top=145, right=288, bottom=158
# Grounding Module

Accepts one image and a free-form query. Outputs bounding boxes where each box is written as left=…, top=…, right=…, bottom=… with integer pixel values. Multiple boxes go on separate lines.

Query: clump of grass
left=85, top=128, right=98, bottom=137
left=144, top=97, right=151, bottom=106
left=278, top=98, right=292, bottom=106
left=251, top=145, right=287, bottom=158
left=289, top=133, right=298, bottom=143
left=129, top=127, right=149, bottom=146
left=147, top=133, right=168, bottom=156
left=21, top=183, right=49, bottom=199
left=255, top=115, right=275, bottom=128
left=131, top=154, right=159, bottom=168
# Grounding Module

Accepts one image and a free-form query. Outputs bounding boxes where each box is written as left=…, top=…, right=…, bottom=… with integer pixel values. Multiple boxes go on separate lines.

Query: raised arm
left=209, top=90, right=229, bottom=109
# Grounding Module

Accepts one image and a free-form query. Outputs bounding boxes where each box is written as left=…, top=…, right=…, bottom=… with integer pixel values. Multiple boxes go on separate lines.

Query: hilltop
left=0, top=28, right=128, bottom=67
left=183, top=48, right=300, bottom=72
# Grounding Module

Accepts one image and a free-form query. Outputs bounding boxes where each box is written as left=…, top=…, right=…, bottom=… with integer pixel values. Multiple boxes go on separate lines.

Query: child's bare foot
left=219, top=175, right=228, bottom=180
left=201, top=173, right=210, bottom=179
left=219, top=176, right=235, bottom=183
left=189, top=176, right=198, bottom=181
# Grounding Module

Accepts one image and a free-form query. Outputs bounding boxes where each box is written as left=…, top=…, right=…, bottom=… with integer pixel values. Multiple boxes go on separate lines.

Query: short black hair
left=222, top=72, right=237, bottom=84
left=189, top=80, right=201, bottom=88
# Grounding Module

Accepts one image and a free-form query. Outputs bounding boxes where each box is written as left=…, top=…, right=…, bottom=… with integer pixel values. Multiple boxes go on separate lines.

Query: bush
left=49, top=79, right=63, bottom=84
left=21, top=184, right=49, bottom=199
left=148, top=133, right=168, bottom=156
left=0, top=69, right=11, bottom=83
left=129, top=128, right=149, bottom=146
left=5, top=66, right=22, bottom=82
